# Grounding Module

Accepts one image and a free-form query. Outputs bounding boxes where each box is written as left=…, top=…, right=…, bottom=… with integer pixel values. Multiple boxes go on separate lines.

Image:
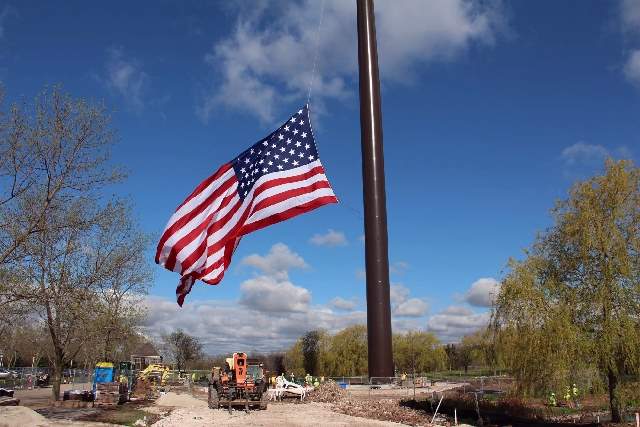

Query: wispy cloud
left=427, top=305, right=490, bottom=342
left=624, top=49, right=640, bottom=86
left=390, top=283, right=429, bottom=317
left=198, top=0, right=507, bottom=123
left=104, top=46, right=149, bottom=112
left=330, top=297, right=358, bottom=311
left=309, top=229, right=347, bottom=247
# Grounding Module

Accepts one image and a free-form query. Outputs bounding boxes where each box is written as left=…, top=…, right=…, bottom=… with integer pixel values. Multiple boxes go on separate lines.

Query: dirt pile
left=155, top=392, right=207, bottom=408
left=305, top=381, right=347, bottom=403
left=333, top=398, right=430, bottom=426
left=0, top=406, right=47, bottom=427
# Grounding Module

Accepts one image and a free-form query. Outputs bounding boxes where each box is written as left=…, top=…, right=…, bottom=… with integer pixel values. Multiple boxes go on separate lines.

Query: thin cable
left=306, top=0, right=326, bottom=106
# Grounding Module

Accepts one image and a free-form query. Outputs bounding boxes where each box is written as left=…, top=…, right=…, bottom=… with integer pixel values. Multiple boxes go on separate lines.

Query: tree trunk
left=51, top=358, right=63, bottom=401
left=608, top=367, right=622, bottom=423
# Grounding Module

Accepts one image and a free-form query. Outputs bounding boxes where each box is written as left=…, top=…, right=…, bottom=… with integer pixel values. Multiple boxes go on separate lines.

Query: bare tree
left=162, top=329, right=203, bottom=372
left=0, top=87, right=151, bottom=400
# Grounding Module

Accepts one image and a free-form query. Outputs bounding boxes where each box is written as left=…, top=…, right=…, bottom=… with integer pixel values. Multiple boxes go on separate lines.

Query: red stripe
left=176, top=194, right=245, bottom=274
left=251, top=180, right=331, bottom=213
left=253, top=166, right=326, bottom=199
left=164, top=190, right=237, bottom=271
left=156, top=174, right=236, bottom=264
left=177, top=163, right=232, bottom=211
left=239, top=195, right=338, bottom=236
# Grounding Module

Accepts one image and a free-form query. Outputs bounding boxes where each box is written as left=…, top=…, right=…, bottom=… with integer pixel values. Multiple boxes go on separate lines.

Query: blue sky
left=2, top=0, right=639, bottom=352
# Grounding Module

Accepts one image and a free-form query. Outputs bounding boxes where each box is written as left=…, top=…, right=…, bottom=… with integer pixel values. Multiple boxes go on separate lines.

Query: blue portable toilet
left=93, top=362, right=115, bottom=393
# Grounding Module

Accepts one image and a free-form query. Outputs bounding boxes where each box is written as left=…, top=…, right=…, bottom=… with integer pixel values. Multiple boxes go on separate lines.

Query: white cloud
left=104, top=46, right=149, bottom=111
left=621, top=0, right=640, bottom=33
left=395, top=298, right=429, bottom=317
left=427, top=305, right=490, bottom=342
left=390, top=283, right=428, bottom=317
left=309, top=229, right=348, bottom=246
left=464, top=277, right=500, bottom=307
left=624, top=49, right=640, bottom=86
left=241, top=243, right=308, bottom=280
left=561, top=142, right=609, bottom=166
left=390, top=261, right=409, bottom=275
left=142, top=295, right=366, bottom=353
left=330, top=297, right=357, bottom=311
left=239, top=275, right=310, bottom=312
left=199, top=0, right=506, bottom=122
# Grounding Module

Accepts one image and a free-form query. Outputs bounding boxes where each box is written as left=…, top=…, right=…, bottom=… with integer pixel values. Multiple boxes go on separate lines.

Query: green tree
left=393, top=331, right=445, bottom=375
left=493, top=160, right=640, bottom=422
left=329, top=325, right=368, bottom=377
left=301, top=330, right=321, bottom=376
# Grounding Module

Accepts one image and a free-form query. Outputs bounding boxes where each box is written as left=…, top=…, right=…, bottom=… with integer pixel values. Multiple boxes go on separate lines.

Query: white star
left=301, top=132, right=307, bottom=138
left=284, top=125, right=290, bottom=131
left=279, top=147, right=285, bottom=152
left=258, top=159, right=264, bottom=164
left=298, top=152, right=304, bottom=158
left=283, top=158, right=289, bottom=163
left=297, top=109, right=303, bottom=115
left=271, top=144, right=276, bottom=148
left=293, top=129, right=299, bottom=135
left=244, top=158, right=250, bottom=164
left=268, top=161, right=273, bottom=166
left=274, top=154, right=280, bottom=159
left=262, top=168, right=268, bottom=173
left=289, top=149, right=295, bottom=155
left=293, top=160, right=299, bottom=166
left=240, top=182, right=245, bottom=188
left=250, top=148, right=254, bottom=154
left=290, top=117, right=297, bottom=123
left=286, top=138, right=292, bottom=144
left=295, top=141, right=302, bottom=147
left=244, top=173, right=249, bottom=178
left=304, top=143, right=310, bottom=150
left=262, top=141, right=268, bottom=146
left=244, top=190, right=248, bottom=196
left=308, top=155, right=315, bottom=160
left=240, top=167, right=246, bottom=173
left=278, top=134, right=284, bottom=140
left=266, top=151, right=271, bottom=156
left=299, top=120, right=305, bottom=125
left=277, top=164, right=284, bottom=170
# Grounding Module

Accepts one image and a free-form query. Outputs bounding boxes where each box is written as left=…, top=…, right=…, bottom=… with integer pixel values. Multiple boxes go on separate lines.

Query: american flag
left=156, top=105, right=338, bottom=306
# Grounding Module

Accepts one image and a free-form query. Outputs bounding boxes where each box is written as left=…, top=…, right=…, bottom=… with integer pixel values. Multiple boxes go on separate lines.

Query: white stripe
left=201, top=264, right=225, bottom=282
left=165, top=167, right=234, bottom=229
left=173, top=193, right=241, bottom=273
left=158, top=178, right=237, bottom=264
left=252, top=172, right=329, bottom=206
left=247, top=187, right=336, bottom=224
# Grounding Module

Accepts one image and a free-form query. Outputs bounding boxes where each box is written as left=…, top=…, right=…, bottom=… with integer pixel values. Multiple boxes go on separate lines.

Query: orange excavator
left=208, top=352, right=269, bottom=412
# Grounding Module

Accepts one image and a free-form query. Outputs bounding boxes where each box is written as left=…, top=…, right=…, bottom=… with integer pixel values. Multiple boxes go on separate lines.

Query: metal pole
left=357, top=0, right=393, bottom=378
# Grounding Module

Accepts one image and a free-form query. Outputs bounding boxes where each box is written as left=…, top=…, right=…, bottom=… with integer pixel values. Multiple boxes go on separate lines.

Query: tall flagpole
left=357, top=0, right=394, bottom=378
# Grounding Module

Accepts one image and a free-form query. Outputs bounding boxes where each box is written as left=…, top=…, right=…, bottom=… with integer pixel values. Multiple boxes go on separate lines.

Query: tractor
left=208, top=352, right=269, bottom=412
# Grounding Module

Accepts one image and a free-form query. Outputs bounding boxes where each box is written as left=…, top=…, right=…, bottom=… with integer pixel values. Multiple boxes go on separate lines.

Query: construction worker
left=564, top=386, right=572, bottom=407
left=572, top=383, right=579, bottom=408
left=548, top=392, right=557, bottom=407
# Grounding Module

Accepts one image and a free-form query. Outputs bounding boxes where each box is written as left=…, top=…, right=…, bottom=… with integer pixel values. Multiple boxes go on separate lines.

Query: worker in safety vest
left=548, top=392, right=557, bottom=406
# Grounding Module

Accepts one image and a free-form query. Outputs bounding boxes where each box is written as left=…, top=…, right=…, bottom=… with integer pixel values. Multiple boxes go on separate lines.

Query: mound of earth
left=305, top=381, right=347, bottom=403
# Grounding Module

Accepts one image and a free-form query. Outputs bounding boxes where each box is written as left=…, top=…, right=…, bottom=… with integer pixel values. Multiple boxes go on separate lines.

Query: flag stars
left=284, top=125, right=290, bottom=131
left=308, top=155, right=315, bottom=160
left=286, top=138, right=292, bottom=144
left=304, top=143, right=310, bottom=150
left=278, top=134, right=284, bottom=140
left=290, top=117, right=297, bottom=123
left=293, top=129, right=299, bottom=135
left=283, top=158, right=289, bottom=163
left=293, top=160, right=299, bottom=166
left=299, top=120, right=305, bottom=126
left=277, top=165, right=284, bottom=170
left=279, top=147, right=285, bottom=152
left=262, top=168, right=268, bottom=173
left=289, top=149, right=295, bottom=155
left=298, top=152, right=304, bottom=158
left=297, top=109, right=303, bottom=115
left=301, top=132, right=307, bottom=138
left=295, top=141, right=302, bottom=147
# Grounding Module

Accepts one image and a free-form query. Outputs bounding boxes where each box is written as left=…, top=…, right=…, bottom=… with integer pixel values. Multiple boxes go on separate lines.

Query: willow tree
left=494, top=160, right=640, bottom=422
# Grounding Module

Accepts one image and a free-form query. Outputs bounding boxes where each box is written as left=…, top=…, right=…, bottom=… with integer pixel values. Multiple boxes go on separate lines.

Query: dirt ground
left=13, top=382, right=93, bottom=409
left=150, top=399, right=409, bottom=426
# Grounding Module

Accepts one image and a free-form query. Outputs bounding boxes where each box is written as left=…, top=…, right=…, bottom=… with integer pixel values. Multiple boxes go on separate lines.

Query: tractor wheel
left=208, top=385, right=219, bottom=409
